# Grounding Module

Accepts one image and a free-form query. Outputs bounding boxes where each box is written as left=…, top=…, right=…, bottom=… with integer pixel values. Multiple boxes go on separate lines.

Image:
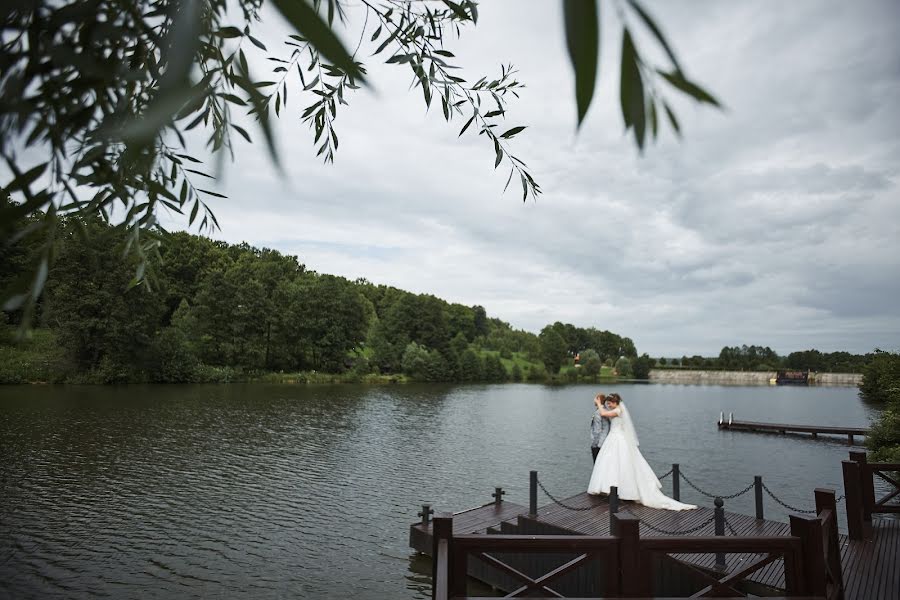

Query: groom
left=590, top=393, right=610, bottom=463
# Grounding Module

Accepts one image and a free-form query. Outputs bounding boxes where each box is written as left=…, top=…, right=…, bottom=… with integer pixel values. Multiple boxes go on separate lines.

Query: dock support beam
left=492, top=487, right=505, bottom=505
left=849, top=451, right=874, bottom=523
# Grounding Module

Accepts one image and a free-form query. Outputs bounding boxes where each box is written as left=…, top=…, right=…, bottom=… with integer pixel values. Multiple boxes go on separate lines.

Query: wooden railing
left=843, top=451, right=900, bottom=540
left=431, top=490, right=842, bottom=599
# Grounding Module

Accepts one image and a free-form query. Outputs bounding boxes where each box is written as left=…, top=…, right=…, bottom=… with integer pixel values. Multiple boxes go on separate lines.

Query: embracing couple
left=588, top=393, right=696, bottom=511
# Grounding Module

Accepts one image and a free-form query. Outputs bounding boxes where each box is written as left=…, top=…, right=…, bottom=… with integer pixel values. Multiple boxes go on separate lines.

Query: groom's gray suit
left=590, top=404, right=610, bottom=463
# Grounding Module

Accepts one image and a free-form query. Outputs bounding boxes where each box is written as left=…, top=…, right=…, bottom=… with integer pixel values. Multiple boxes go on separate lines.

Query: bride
left=587, top=393, right=696, bottom=511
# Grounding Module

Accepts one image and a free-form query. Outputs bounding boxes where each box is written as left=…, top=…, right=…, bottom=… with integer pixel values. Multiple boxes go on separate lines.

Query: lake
left=0, top=383, right=877, bottom=599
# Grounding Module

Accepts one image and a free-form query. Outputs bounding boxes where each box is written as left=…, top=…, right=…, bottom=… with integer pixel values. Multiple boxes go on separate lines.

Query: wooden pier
left=410, top=453, right=899, bottom=599
left=717, top=412, right=870, bottom=445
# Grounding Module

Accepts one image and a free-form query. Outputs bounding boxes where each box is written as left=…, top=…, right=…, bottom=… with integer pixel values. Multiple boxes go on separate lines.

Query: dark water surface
left=0, top=383, right=876, bottom=599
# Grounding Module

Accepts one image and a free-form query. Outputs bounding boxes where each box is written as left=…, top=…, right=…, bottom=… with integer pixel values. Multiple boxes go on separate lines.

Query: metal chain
left=761, top=482, right=816, bottom=514
left=536, top=478, right=596, bottom=511
left=679, top=471, right=755, bottom=500
left=635, top=513, right=717, bottom=536
left=723, top=516, right=739, bottom=536
left=657, top=467, right=674, bottom=481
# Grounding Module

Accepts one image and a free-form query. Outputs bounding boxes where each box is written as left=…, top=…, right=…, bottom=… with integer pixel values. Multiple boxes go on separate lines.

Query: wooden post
left=790, top=514, right=826, bottom=598
left=419, top=504, right=434, bottom=526
left=841, top=460, right=865, bottom=540
left=814, top=488, right=845, bottom=600
left=848, top=433, right=854, bottom=445
left=754, top=476, right=764, bottom=520
left=672, top=463, right=680, bottom=501
left=529, top=470, right=538, bottom=517
left=714, top=497, right=726, bottom=572
left=432, top=514, right=453, bottom=600
left=612, top=514, right=645, bottom=597
left=492, top=487, right=505, bottom=505
left=608, top=486, right=619, bottom=533
left=849, top=451, right=874, bottom=523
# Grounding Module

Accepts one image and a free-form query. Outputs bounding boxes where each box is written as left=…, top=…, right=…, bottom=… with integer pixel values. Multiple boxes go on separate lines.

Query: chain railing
left=679, top=471, right=755, bottom=500
left=761, top=481, right=817, bottom=514
left=633, top=513, right=717, bottom=536
left=532, top=465, right=826, bottom=521
left=536, top=478, right=597, bottom=511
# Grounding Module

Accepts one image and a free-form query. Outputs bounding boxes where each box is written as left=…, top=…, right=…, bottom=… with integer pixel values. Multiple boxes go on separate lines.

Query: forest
left=0, top=217, right=639, bottom=384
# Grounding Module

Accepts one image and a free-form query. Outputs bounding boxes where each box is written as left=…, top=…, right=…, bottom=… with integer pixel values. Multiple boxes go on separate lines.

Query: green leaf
left=458, top=115, right=475, bottom=136
left=248, top=34, right=267, bottom=51
left=619, top=29, right=646, bottom=150
left=232, top=124, right=252, bottom=143
left=627, top=0, right=681, bottom=73
left=500, top=126, right=526, bottom=139
left=5, top=162, right=48, bottom=192
left=198, top=189, right=227, bottom=199
left=650, top=99, right=658, bottom=138
left=563, top=0, right=599, bottom=126
left=442, top=0, right=469, bottom=20
left=659, top=70, right=721, bottom=107
left=216, top=26, right=244, bottom=38
left=371, top=25, right=382, bottom=41
left=663, top=101, right=681, bottom=138
left=493, top=137, right=503, bottom=168
left=271, top=0, right=365, bottom=83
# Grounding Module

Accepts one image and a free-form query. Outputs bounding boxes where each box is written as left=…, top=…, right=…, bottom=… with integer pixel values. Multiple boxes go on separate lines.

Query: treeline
left=659, top=345, right=874, bottom=373
left=0, top=217, right=639, bottom=384
left=860, top=351, right=900, bottom=462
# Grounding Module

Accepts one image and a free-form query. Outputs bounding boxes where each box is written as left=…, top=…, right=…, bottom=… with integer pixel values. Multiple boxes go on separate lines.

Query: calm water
left=0, top=383, right=877, bottom=599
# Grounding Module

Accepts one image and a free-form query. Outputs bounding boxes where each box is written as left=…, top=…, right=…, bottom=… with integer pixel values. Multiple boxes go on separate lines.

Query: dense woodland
left=0, top=217, right=640, bottom=384
left=0, top=217, right=878, bottom=385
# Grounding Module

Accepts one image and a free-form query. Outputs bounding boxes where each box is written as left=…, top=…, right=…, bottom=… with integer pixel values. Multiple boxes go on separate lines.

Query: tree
left=401, top=341, right=430, bottom=380
left=510, top=363, right=523, bottom=382
left=539, top=327, right=567, bottom=376
left=457, top=348, right=483, bottom=382
left=614, top=356, right=633, bottom=378
left=631, top=353, right=653, bottom=379
left=580, top=348, right=602, bottom=377
left=860, top=350, right=900, bottom=462
left=483, top=354, right=507, bottom=382
left=2, top=0, right=720, bottom=324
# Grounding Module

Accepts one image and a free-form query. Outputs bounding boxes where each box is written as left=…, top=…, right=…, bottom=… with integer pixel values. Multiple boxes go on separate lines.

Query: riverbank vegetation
left=861, top=351, right=900, bottom=462
left=661, top=345, right=873, bottom=373
left=1, top=217, right=638, bottom=385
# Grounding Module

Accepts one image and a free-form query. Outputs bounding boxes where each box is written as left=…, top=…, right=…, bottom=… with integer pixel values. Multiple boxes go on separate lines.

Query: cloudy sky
left=181, top=0, right=900, bottom=357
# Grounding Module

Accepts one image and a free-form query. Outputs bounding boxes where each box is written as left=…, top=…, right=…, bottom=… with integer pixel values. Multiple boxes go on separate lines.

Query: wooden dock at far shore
left=717, top=412, right=870, bottom=445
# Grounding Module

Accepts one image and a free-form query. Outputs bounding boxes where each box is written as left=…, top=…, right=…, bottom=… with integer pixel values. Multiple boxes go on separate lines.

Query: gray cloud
left=172, top=0, right=900, bottom=356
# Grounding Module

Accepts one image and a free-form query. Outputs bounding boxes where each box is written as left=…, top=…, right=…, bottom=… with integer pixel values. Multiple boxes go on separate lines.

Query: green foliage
left=615, top=356, right=633, bottom=378
left=539, top=327, right=568, bottom=375
left=510, top=363, right=523, bottom=382
left=457, top=348, right=484, bottom=382
left=0, top=328, right=67, bottom=383
left=580, top=348, right=602, bottom=377
left=148, top=327, right=199, bottom=383
left=631, top=353, right=653, bottom=379
left=860, top=350, right=900, bottom=461
left=483, top=354, right=507, bottom=382
left=857, top=352, right=900, bottom=405
left=401, top=342, right=431, bottom=380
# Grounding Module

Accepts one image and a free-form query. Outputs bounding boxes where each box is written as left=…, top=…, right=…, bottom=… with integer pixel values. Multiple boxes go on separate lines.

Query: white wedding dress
left=587, top=403, right=696, bottom=511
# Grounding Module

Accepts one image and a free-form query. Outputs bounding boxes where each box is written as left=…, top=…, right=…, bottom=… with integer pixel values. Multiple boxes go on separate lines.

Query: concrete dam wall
left=648, top=369, right=862, bottom=386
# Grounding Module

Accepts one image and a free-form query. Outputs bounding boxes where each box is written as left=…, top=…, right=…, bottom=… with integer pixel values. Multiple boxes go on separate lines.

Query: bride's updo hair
left=606, top=393, right=621, bottom=405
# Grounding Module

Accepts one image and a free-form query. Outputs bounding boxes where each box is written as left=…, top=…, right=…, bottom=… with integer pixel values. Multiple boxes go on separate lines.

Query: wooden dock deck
left=411, top=452, right=899, bottom=599
left=717, top=413, right=869, bottom=445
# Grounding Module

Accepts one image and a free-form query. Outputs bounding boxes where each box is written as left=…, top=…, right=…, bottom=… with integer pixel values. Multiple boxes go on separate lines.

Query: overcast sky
left=176, top=0, right=900, bottom=357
